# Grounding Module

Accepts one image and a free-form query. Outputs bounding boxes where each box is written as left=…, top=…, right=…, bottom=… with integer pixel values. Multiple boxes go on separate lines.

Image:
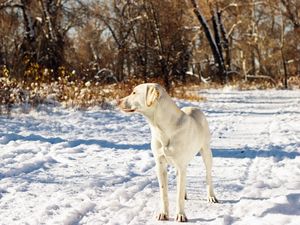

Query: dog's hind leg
left=200, top=145, right=218, bottom=203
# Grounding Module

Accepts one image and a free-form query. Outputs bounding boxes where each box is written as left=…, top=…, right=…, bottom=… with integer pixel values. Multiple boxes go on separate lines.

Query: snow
left=0, top=89, right=300, bottom=225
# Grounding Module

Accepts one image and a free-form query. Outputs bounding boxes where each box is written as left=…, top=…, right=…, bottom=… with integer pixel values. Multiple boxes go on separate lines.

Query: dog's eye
left=132, top=91, right=136, bottom=95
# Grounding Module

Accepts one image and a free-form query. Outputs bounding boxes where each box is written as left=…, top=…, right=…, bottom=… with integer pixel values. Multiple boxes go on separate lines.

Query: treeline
left=0, top=0, right=299, bottom=91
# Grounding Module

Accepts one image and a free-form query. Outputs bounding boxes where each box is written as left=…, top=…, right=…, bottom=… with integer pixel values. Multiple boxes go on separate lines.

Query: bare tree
left=190, top=0, right=228, bottom=83
left=1, top=0, right=299, bottom=88
left=0, top=0, right=85, bottom=80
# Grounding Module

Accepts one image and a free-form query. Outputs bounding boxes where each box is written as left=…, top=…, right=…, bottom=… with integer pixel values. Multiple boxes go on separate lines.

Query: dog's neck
left=143, top=94, right=184, bottom=135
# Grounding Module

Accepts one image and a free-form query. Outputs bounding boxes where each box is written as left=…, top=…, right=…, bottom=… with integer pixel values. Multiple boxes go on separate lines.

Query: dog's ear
left=145, top=85, right=160, bottom=107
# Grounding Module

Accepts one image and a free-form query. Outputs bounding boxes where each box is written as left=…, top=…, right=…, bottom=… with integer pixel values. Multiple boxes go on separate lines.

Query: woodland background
left=0, top=0, right=299, bottom=111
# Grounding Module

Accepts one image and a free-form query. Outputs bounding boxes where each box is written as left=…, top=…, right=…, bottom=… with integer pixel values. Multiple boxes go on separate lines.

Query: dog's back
left=181, top=107, right=211, bottom=146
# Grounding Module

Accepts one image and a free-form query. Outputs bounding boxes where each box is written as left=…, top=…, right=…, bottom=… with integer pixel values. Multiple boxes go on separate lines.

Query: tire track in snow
left=223, top=94, right=300, bottom=224
left=209, top=92, right=281, bottom=223
left=227, top=101, right=278, bottom=221
left=215, top=112, right=256, bottom=224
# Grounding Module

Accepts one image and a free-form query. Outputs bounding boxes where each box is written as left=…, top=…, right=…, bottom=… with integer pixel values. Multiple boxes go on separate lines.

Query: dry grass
left=169, top=84, right=207, bottom=102
left=1, top=72, right=299, bottom=115
left=109, top=79, right=209, bottom=102
left=287, top=76, right=300, bottom=89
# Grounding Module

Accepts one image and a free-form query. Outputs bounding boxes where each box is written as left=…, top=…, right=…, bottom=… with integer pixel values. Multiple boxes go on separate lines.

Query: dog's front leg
left=176, top=167, right=188, bottom=222
left=156, top=157, right=169, bottom=221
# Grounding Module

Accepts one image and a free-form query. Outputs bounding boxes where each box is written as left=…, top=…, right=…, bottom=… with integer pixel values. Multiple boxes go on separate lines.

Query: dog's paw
left=157, top=213, right=169, bottom=221
left=207, top=196, right=219, bottom=203
left=175, top=213, right=188, bottom=222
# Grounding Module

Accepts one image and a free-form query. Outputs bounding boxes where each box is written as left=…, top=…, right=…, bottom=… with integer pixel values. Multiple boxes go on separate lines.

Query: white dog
left=117, top=83, right=218, bottom=222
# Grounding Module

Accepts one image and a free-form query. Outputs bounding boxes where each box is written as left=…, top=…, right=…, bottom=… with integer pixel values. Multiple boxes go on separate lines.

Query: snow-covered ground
left=0, top=89, right=299, bottom=225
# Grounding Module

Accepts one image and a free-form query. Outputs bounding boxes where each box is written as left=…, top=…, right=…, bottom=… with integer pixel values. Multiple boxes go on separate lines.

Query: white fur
left=118, top=83, right=218, bottom=222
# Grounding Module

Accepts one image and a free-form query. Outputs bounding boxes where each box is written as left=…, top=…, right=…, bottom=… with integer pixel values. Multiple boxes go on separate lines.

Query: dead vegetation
left=2, top=69, right=299, bottom=115
left=1, top=0, right=299, bottom=95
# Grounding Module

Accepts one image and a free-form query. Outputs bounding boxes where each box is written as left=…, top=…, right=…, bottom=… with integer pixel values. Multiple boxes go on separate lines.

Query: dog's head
left=117, top=83, right=163, bottom=114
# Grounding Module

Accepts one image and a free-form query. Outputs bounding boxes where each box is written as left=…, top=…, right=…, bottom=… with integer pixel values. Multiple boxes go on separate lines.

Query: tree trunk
left=279, top=7, right=288, bottom=89
left=212, top=9, right=224, bottom=65
left=160, top=58, right=170, bottom=92
left=218, top=10, right=231, bottom=71
left=116, top=48, right=125, bottom=81
left=190, top=0, right=227, bottom=83
left=143, top=24, right=148, bottom=82
left=281, top=49, right=288, bottom=89
left=149, top=1, right=170, bottom=91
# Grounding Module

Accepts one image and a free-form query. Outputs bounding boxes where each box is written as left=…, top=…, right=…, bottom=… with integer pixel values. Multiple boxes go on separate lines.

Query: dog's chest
left=152, top=126, right=170, bottom=147
left=151, top=126, right=182, bottom=160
